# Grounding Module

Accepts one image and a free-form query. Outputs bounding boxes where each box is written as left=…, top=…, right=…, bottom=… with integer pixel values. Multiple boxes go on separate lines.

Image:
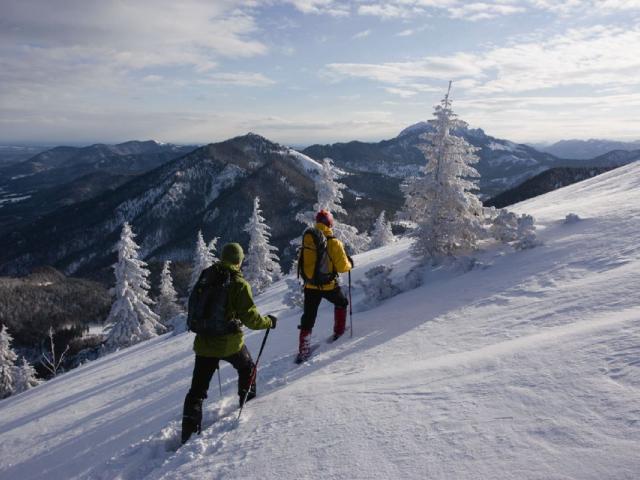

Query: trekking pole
left=237, top=328, right=271, bottom=421
left=348, top=271, right=353, bottom=338
left=217, top=369, right=223, bottom=397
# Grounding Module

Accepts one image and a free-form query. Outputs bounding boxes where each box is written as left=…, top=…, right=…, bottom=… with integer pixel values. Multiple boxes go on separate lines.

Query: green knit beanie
left=221, top=242, right=244, bottom=265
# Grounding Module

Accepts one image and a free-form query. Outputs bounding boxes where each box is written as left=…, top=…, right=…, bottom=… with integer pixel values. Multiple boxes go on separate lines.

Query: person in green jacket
left=181, top=242, right=276, bottom=444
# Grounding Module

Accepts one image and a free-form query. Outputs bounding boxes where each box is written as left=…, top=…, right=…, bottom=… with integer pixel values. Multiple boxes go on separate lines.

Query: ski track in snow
left=1, top=162, right=640, bottom=479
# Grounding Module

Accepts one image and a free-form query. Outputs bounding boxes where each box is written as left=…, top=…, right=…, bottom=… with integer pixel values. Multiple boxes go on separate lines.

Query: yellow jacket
left=302, top=223, right=352, bottom=290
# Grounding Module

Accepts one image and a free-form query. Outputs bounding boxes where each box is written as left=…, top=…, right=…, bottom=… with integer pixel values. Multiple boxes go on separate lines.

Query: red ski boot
left=332, top=307, right=347, bottom=341
left=295, top=328, right=312, bottom=364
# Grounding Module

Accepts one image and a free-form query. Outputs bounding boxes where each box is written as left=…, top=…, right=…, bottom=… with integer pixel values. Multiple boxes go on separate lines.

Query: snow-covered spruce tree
left=402, top=83, right=484, bottom=260
left=189, top=231, right=218, bottom=292
left=243, top=196, right=282, bottom=293
left=358, top=265, right=399, bottom=308
left=297, top=158, right=370, bottom=253
left=0, top=324, right=18, bottom=399
left=13, top=357, right=41, bottom=394
left=156, top=260, right=184, bottom=326
left=370, top=210, right=395, bottom=249
left=105, top=223, right=165, bottom=351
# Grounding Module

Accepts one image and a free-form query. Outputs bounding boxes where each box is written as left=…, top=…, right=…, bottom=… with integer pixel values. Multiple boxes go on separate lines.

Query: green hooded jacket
left=193, top=261, right=271, bottom=358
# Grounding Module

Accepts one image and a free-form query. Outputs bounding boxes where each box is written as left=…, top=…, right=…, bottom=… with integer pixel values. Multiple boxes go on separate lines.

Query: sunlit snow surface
left=1, top=163, right=639, bottom=479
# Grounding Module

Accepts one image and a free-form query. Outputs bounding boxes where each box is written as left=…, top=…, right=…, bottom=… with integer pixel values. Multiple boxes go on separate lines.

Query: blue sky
left=1, top=0, right=640, bottom=145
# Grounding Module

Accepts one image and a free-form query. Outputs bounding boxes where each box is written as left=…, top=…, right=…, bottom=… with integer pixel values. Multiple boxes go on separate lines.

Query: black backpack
left=187, top=263, right=242, bottom=336
left=297, top=227, right=337, bottom=286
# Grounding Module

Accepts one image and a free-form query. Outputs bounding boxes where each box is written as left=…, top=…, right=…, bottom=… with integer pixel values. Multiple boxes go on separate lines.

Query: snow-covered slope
left=1, top=163, right=639, bottom=480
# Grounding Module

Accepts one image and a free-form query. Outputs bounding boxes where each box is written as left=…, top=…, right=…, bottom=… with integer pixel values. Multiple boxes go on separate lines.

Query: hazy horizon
left=2, top=1, right=640, bottom=146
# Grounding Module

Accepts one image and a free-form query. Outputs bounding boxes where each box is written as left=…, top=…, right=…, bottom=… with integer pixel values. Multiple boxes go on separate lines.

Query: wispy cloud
left=327, top=26, right=640, bottom=96
left=353, top=29, right=372, bottom=39
left=396, top=28, right=417, bottom=37
left=357, top=1, right=520, bottom=20
left=0, top=0, right=274, bottom=125
left=355, top=0, right=640, bottom=21
left=326, top=53, right=484, bottom=87
left=284, top=0, right=350, bottom=16
left=198, top=72, right=276, bottom=87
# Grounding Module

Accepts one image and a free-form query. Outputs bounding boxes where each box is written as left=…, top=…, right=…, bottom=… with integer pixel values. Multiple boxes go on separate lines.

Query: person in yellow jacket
left=297, top=209, right=353, bottom=362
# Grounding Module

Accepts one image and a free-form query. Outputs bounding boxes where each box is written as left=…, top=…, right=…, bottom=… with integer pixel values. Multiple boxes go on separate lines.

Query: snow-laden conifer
left=0, top=324, right=18, bottom=399
left=156, top=260, right=183, bottom=326
left=13, top=357, right=41, bottom=394
left=297, top=158, right=370, bottom=253
left=402, top=83, right=484, bottom=260
left=105, top=223, right=165, bottom=350
left=370, top=210, right=395, bottom=249
left=315, top=158, right=347, bottom=216
left=189, top=231, right=218, bottom=292
left=243, top=196, right=281, bottom=293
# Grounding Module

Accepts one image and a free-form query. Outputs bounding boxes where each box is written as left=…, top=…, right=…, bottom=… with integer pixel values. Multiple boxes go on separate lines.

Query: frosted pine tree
left=297, top=158, right=370, bottom=253
left=316, top=158, right=347, bottom=215
left=370, top=210, right=395, bottom=249
left=156, top=260, right=183, bottom=325
left=0, top=324, right=18, bottom=399
left=402, top=82, right=484, bottom=259
left=105, top=223, right=165, bottom=350
left=189, top=231, right=218, bottom=292
left=243, top=197, right=282, bottom=293
left=13, top=357, right=41, bottom=394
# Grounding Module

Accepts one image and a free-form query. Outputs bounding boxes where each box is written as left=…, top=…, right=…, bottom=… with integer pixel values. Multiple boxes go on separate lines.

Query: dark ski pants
left=182, top=347, right=256, bottom=442
left=300, top=286, right=349, bottom=331
left=187, top=345, right=256, bottom=402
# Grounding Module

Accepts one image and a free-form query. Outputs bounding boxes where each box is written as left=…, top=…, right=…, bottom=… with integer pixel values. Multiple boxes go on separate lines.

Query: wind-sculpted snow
left=1, top=163, right=639, bottom=479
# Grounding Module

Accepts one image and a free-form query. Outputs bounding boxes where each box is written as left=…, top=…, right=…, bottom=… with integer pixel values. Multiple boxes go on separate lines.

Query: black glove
left=347, top=255, right=354, bottom=268
left=267, top=314, right=278, bottom=329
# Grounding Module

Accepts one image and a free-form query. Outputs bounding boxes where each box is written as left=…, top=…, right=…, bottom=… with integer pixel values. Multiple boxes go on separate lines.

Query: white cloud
left=396, top=29, right=417, bottom=37
left=327, top=26, right=640, bottom=95
left=0, top=0, right=275, bottom=129
left=198, top=72, right=276, bottom=87
left=357, top=0, right=521, bottom=20
left=353, top=29, right=372, bottom=39
left=325, top=53, right=484, bottom=98
left=0, top=1, right=267, bottom=69
left=356, top=0, right=640, bottom=21
left=449, top=3, right=526, bottom=21
left=284, top=0, right=350, bottom=16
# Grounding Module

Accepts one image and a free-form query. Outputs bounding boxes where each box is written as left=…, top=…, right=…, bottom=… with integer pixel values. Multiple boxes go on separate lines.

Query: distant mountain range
left=305, top=123, right=559, bottom=198
left=534, top=139, right=640, bottom=159
left=0, top=140, right=197, bottom=232
left=2, top=128, right=637, bottom=280
left=0, top=145, right=48, bottom=165
left=0, top=134, right=399, bottom=278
